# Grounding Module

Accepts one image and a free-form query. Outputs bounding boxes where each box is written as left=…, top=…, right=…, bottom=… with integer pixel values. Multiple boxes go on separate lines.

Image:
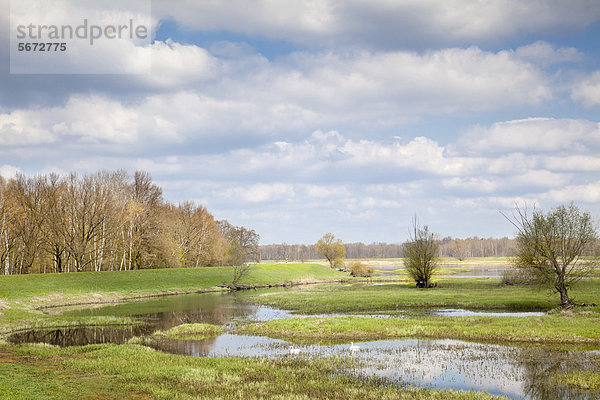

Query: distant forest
left=0, top=170, right=258, bottom=275
left=260, top=237, right=517, bottom=261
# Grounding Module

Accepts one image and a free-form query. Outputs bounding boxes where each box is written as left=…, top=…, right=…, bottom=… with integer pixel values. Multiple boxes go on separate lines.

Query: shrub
left=348, top=261, right=374, bottom=277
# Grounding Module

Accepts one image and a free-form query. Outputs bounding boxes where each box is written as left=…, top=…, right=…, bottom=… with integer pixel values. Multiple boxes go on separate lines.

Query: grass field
left=239, top=311, right=600, bottom=346
left=0, top=342, right=508, bottom=400
left=1, top=261, right=599, bottom=399
left=0, top=263, right=346, bottom=334
left=245, top=278, right=600, bottom=313
left=0, top=263, right=345, bottom=302
left=150, top=323, right=225, bottom=340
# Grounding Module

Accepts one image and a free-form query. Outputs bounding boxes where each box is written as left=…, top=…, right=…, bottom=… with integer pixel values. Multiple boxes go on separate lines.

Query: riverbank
left=0, top=263, right=347, bottom=335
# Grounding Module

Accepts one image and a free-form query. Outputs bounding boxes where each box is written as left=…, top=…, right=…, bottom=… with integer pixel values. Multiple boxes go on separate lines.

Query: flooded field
left=374, top=263, right=510, bottom=278
left=8, top=287, right=600, bottom=400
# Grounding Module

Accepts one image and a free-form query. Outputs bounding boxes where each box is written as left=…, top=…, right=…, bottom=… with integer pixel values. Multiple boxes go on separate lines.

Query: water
left=8, top=289, right=600, bottom=400
left=140, top=335, right=599, bottom=400
left=374, top=263, right=510, bottom=278
left=9, top=292, right=294, bottom=346
left=434, top=309, right=546, bottom=317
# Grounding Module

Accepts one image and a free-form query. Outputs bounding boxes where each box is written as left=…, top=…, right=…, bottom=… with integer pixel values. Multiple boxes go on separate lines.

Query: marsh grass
left=550, top=371, right=600, bottom=391
left=152, top=323, right=224, bottom=340
left=239, top=311, right=600, bottom=345
left=0, top=342, right=508, bottom=400
left=245, top=278, right=600, bottom=313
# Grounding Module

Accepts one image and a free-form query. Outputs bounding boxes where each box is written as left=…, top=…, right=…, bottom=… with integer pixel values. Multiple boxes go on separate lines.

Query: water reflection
left=517, top=348, right=600, bottom=400
left=9, top=325, right=155, bottom=346
left=144, top=335, right=600, bottom=400
left=9, top=293, right=294, bottom=347
left=65, top=292, right=294, bottom=330
left=8, top=289, right=600, bottom=400
left=145, top=333, right=290, bottom=358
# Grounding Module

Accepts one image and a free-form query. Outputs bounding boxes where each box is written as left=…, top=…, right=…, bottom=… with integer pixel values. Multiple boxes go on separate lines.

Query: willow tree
left=315, top=232, right=345, bottom=268
left=404, top=218, right=439, bottom=288
left=506, top=204, right=598, bottom=308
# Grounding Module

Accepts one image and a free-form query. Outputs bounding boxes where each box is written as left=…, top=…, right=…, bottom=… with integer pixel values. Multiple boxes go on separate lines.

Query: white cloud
left=52, top=96, right=140, bottom=143
left=0, top=43, right=556, bottom=148
left=544, top=181, right=600, bottom=203
left=458, top=118, right=600, bottom=154
left=0, top=110, right=56, bottom=146
left=223, top=183, right=296, bottom=203
left=442, top=170, right=570, bottom=193
left=153, top=0, right=600, bottom=48
left=571, top=71, right=600, bottom=107
left=0, top=165, right=21, bottom=179
left=514, top=41, right=583, bottom=66
left=305, top=185, right=350, bottom=199
left=541, top=155, right=600, bottom=171
left=147, top=40, right=221, bottom=87
left=259, top=47, right=551, bottom=117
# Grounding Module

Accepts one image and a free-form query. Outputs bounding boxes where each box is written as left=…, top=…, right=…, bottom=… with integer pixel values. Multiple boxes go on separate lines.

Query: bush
left=348, top=261, right=374, bottom=277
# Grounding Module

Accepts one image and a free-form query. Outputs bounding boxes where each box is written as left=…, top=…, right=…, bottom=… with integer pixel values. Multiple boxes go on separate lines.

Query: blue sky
left=1, top=0, right=600, bottom=244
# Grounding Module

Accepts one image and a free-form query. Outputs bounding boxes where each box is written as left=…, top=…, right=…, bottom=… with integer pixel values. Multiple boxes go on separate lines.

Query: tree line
left=261, top=236, right=517, bottom=261
left=0, top=170, right=259, bottom=275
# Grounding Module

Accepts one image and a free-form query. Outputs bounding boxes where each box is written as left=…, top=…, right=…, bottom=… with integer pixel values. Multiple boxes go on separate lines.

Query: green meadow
left=1, top=261, right=599, bottom=399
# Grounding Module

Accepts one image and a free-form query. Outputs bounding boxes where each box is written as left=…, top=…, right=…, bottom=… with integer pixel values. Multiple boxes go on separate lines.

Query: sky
left=1, top=0, right=600, bottom=244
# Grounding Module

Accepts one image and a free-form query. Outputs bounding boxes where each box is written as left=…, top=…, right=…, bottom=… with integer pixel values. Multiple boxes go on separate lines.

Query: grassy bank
left=0, top=342, right=507, bottom=400
left=151, top=323, right=224, bottom=340
left=0, top=263, right=346, bottom=334
left=246, top=278, right=600, bottom=313
left=0, top=263, right=345, bottom=302
left=239, top=310, right=600, bottom=345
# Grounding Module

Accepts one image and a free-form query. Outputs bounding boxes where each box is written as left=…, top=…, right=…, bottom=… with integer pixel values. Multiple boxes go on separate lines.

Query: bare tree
left=9, top=175, right=46, bottom=274
left=171, top=201, right=224, bottom=267
left=404, top=217, right=439, bottom=288
left=315, top=232, right=345, bottom=268
left=218, top=220, right=260, bottom=264
left=217, top=220, right=260, bottom=287
left=0, top=177, right=17, bottom=275
left=504, top=203, right=598, bottom=308
left=450, top=239, right=469, bottom=261
left=0, top=170, right=231, bottom=274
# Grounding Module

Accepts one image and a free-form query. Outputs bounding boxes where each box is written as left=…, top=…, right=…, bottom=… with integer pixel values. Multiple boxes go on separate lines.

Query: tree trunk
left=558, top=285, right=574, bottom=308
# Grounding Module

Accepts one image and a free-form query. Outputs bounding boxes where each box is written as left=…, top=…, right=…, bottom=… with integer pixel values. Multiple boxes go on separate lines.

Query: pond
left=141, top=335, right=599, bottom=400
left=8, top=290, right=600, bottom=400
